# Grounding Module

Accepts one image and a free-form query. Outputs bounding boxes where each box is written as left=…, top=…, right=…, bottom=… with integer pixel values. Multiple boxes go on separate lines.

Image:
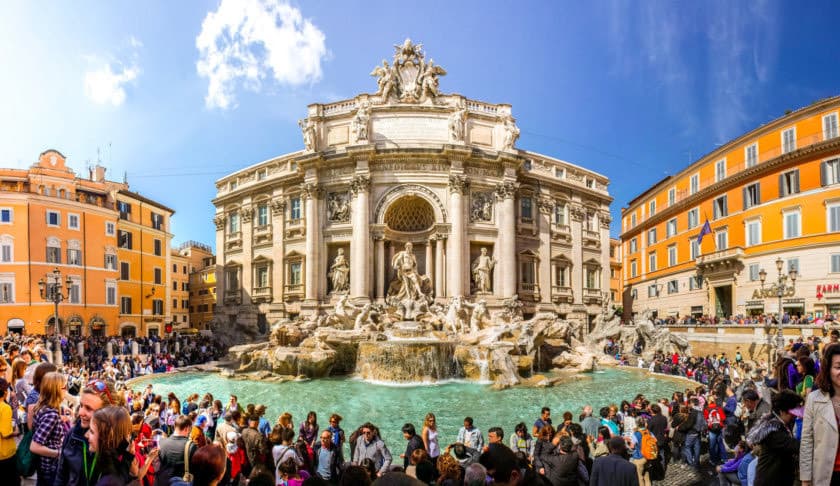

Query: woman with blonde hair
left=277, top=412, right=294, bottom=430
left=30, top=371, right=68, bottom=486
left=421, top=412, right=440, bottom=466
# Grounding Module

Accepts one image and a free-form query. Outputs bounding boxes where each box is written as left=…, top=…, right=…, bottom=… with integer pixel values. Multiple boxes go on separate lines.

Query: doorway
left=714, top=286, right=732, bottom=318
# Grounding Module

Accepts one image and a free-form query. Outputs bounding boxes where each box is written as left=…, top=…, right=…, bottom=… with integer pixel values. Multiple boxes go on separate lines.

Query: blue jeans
left=683, top=433, right=700, bottom=467
left=709, top=429, right=724, bottom=465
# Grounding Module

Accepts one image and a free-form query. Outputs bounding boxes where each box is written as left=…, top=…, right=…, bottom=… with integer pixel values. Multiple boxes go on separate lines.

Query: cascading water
left=469, top=348, right=490, bottom=382
left=355, top=340, right=464, bottom=383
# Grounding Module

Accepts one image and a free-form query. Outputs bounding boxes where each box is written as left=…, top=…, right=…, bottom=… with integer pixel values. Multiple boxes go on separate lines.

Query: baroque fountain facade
left=212, top=40, right=689, bottom=386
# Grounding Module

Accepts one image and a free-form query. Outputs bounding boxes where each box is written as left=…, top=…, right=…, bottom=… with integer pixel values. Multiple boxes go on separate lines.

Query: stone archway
left=384, top=195, right=436, bottom=233
left=374, top=184, right=447, bottom=225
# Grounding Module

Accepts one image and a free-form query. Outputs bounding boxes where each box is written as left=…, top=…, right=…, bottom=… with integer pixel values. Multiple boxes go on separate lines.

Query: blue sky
left=2, top=1, right=839, bottom=249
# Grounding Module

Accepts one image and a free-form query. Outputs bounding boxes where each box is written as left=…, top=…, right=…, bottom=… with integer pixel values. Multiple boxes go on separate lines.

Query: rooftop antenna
left=123, top=170, right=127, bottom=185
left=108, top=142, right=112, bottom=165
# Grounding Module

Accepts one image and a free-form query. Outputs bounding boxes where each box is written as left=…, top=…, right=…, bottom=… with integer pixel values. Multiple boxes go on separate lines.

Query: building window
left=744, top=183, right=761, bottom=209
left=154, top=268, right=162, bottom=285
left=117, top=201, right=131, bottom=220
left=554, top=265, right=567, bottom=287
left=120, top=296, right=132, bottom=314
left=779, top=170, right=800, bottom=197
left=67, top=248, right=82, bottom=266
left=584, top=267, right=599, bottom=289
left=630, top=213, right=637, bottom=228
left=667, top=280, right=679, bottom=294
left=0, top=241, right=10, bottom=262
left=629, top=238, right=637, bottom=254
left=831, top=254, right=840, bottom=273
left=0, top=208, right=11, bottom=224
left=229, top=180, right=238, bottom=191
left=648, top=252, right=656, bottom=272
left=828, top=202, right=840, bottom=233
left=783, top=209, right=801, bottom=239
left=649, top=200, right=656, bottom=217
left=151, top=213, right=163, bottom=230
left=715, top=159, right=726, bottom=182
left=716, top=230, right=728, bottom=250
left=106, top=283, right=116, bottom=306
left=173, top=281, right=177, bottom=291
left=823, top=159, right=840, bottom=186
left=787, top=258, right=799, bottom=274
left=824, top=113, right=839, bottom=140
left=668, top=245, right=677, bottom=266
left=687, top=208, right=699, bottom=229
left=523, top=160, right=532, bottom=170
left=555, top=167, right=565, bottom=178
left=749, top=263, right=760, bottom=281
left=746, top=219, right=761, bottom=246
left=668, top=188, right=676, bottom=207
left=152, top=239, right=161, bottom=256
left=554, top=203, right=566, bottom=226
left=47, top=210, right=60, bottom=227
left=255, top=264, right=270, bottom=288
left=46, top=244, right=61, bottom=264
left=105, top=221, right=115, bottom=236
left=713, top=195, right=728, bottom=219
left=228, top=213, right=240, bottom=234
left=520, top=197, right=533, bottom=222
left=0, top=280, right=13, bottom=303
left=257, top=168, right=267, bottom=180
left=630, top=260, right=637, bottom=278
left=68, top=279, right=80, bottom=304
left=585, top=178, right=594, bottom=189
left=118, top=230, right=133, bottom=249
left=68, top=214, right=80, bottom=230
left=172, top=299, right=177, bottom=309
left=152, top=299, right=164, bottom=315
left=690, top=173, right=699, bottom=195
left=648, top=284, right=658, bottom=298
left=289, top=262, right=302, bottom=286
left=225, top=267, right=240, bottom=292
left=120, top=262, right=129, bottom=280
left=689, top=276, right=703, bottom=290
left=257, top=204, right=269, bottom=227
left=520, top=261, right=536, bottom=285
left=690, top=239, right=700, bottom=260
left=782, top=127, right=796, bottom=154
left=666, top=218, right=677, bottom=237
left=630, top=288, right=637, bottom=299
left=647, top=228, right=657, bottom=245
left=290, top=197, right=302, bottom=221
left=745, top=143, right=758, bottom=168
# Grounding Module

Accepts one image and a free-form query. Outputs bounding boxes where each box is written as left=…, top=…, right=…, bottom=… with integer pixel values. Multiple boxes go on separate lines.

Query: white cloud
left=84, top=63, right=140, bottom=106
left=196, top=0, right=328, bottom=110
left=83, top=36, right=142, bottom=107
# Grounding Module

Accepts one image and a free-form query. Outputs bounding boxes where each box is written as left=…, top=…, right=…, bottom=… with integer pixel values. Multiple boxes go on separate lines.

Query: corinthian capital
left=350, top=175, right=371, bottom=195
left=448, top=175, right=469, bottom=194
left=300, top=182, right=323, bottom=200
left=271, top=198, right=287, bottom=215
left=239, top=206, right=253, bottom=223
left=494, top=181, right=519, bottom=200
left=213, top=215, right=226, bottom=230
left=537, top=196, right=555, bottom=214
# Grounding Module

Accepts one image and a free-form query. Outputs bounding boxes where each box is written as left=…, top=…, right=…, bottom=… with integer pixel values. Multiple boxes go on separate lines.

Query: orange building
left=180, top=241, right=216, bottom=330
left=171, top=249, right=190, bottom=330
left=621, top=96, right=840, bottom=320
left=115, top=190, right=174, bottom=337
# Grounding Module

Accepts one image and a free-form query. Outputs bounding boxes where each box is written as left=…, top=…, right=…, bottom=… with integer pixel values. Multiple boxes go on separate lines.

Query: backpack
left=15, top=428, right=38, bottom=477
left=708, top=408, right=723, bottom=433
left=640, top=429, right=658, bottom=460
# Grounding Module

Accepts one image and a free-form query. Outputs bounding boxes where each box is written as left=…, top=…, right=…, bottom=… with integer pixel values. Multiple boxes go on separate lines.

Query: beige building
left=178, top=241, right=216, bottom=330
left=213, top=40, right=612, bottom=332
left=170, top=249, right=190, bottom=329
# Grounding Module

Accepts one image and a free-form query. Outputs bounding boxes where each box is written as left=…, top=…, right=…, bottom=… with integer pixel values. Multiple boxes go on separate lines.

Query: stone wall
left=667, top=324, right=828, bottom=361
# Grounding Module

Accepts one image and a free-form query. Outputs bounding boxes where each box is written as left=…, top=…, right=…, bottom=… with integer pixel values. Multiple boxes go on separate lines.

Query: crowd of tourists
left=657, top=313, right=836, bottom=327
left=0, top=330, right=839, bottom=486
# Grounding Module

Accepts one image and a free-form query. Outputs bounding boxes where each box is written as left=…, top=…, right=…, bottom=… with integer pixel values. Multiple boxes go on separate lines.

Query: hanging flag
left=696, top=219, right=712, bottom=244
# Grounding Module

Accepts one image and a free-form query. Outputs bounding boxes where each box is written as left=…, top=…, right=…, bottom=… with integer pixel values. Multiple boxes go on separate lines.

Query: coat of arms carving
left=370, top=38, right=447, bottom=104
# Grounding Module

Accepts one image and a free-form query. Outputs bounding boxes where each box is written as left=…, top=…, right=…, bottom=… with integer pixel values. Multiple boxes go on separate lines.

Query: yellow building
left=115, top=190, right=174, bottom=337
left=170, top=249, right=190, bottom=330
left=621, top=96, right=840, bottom=320
left=177, top=241, right=216, bottom=330
left=609, top=238, right=621, bottom=306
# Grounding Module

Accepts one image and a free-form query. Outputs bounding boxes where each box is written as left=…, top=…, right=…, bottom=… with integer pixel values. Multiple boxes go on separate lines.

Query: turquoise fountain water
left=133, top=368, right=684, bottom=454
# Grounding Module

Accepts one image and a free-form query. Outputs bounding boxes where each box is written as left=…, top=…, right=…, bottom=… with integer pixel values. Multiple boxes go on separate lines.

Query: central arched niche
left=384, top=195, right=435, bottom=233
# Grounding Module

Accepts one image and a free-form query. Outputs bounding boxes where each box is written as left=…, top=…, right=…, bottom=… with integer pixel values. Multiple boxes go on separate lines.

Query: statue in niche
left=299, top=118, right=317, bottom=151
left=328, top=248, right=350, bottom=293
left=449, top=103, right=467, bottom=142
left=389, top=242, right=425, bottom=301
left=352, top=102, right=370, bottom=142
left=502, top=114, right=520, bottom=150
left=471, top=247, right=496, bottom=294
left=470, top=192, right=493, bottom=222
left=327, top=192, right=350, bottom=222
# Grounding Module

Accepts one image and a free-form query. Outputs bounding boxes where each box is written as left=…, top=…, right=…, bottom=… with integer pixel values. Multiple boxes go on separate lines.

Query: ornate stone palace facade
left=212, top=40, right=612, bottom=330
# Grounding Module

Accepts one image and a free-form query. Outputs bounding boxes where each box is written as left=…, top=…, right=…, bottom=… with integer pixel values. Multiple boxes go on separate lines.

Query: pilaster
left=447, top=175, right=468, bottom=297
left=496, top=180, right=519, bottom=298
left=302, top=181, right=322, bottom=305
left=350, top=174, right=371, bottom=302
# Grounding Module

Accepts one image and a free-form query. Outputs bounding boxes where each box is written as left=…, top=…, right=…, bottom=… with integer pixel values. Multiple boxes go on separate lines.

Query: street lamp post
left=37, top=267, right=73, bottom=366
left=758, top=257, right=797, bottom=365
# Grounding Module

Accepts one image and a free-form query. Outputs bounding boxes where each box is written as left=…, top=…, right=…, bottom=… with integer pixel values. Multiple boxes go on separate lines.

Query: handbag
left=182, top=439, right=194, bottom=482
left=16, top=428, right=39, bottom=477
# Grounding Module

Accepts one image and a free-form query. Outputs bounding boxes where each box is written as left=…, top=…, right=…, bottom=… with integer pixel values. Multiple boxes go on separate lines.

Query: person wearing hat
left=800, top=342, right=840, bottom=486
left=746, top=389, right=803, bottom=486
left=590, top=436, right=639, bottom=486
left=190, top=414, right=209, bottom=447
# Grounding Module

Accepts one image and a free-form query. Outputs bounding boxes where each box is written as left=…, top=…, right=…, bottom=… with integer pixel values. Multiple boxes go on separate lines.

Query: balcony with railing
left=252, top=286, right=272, bottom=303
left=552, top=223, right=571, bottom=242
left=696, top=246, right=745, bottom=279
left=583, top=287, right=603, bottom=304
left=551, top=285, right=573, bottom=303
left=225, top=231, right=242, bottom=251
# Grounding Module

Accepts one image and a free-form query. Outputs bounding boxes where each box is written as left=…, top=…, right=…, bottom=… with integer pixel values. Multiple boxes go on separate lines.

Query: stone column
left=303, top=182, right=321, bottom=303
left=375, top=236, right=385, bottom=300
left=435, top=235, right=446, bottom=298
left=350, top=175, right=371, bottom=301
left=570, top=202, right=584, bottom=309
left=537, top=196, right=554, bottom=308
left=213, top=214, right=226, bottom=307
left=496, top=181, right=519, bottom=298
left=447, top=176, right=468, bottom=297
left=271, top=197, right=287, bottom=305
left=425, top=241, right=434, bottom=281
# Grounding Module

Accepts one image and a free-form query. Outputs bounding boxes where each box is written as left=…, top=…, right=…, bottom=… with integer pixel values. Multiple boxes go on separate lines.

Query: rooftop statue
left=370, top=38, right=447, bottom=104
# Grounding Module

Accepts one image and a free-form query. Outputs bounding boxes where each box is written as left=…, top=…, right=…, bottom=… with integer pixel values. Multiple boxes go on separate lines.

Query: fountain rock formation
left=227, top=297, right=691, bottom=387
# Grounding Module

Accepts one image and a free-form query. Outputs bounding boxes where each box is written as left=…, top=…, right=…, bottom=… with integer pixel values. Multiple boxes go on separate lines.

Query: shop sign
left=752, top=285, right=795, bottom=299
left=782, top=298, right=805, bottom=306
left=817, top=283, right=840, bottom=300
left=745, top=300, right=764, bottom=308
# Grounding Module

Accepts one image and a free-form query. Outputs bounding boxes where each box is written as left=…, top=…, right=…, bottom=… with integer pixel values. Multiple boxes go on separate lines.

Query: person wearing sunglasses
left=55, top=379, right=120, bottom=486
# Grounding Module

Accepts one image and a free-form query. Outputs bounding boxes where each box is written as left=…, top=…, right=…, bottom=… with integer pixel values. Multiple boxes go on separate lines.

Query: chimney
left=94, top=165, right=106, bottom=182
